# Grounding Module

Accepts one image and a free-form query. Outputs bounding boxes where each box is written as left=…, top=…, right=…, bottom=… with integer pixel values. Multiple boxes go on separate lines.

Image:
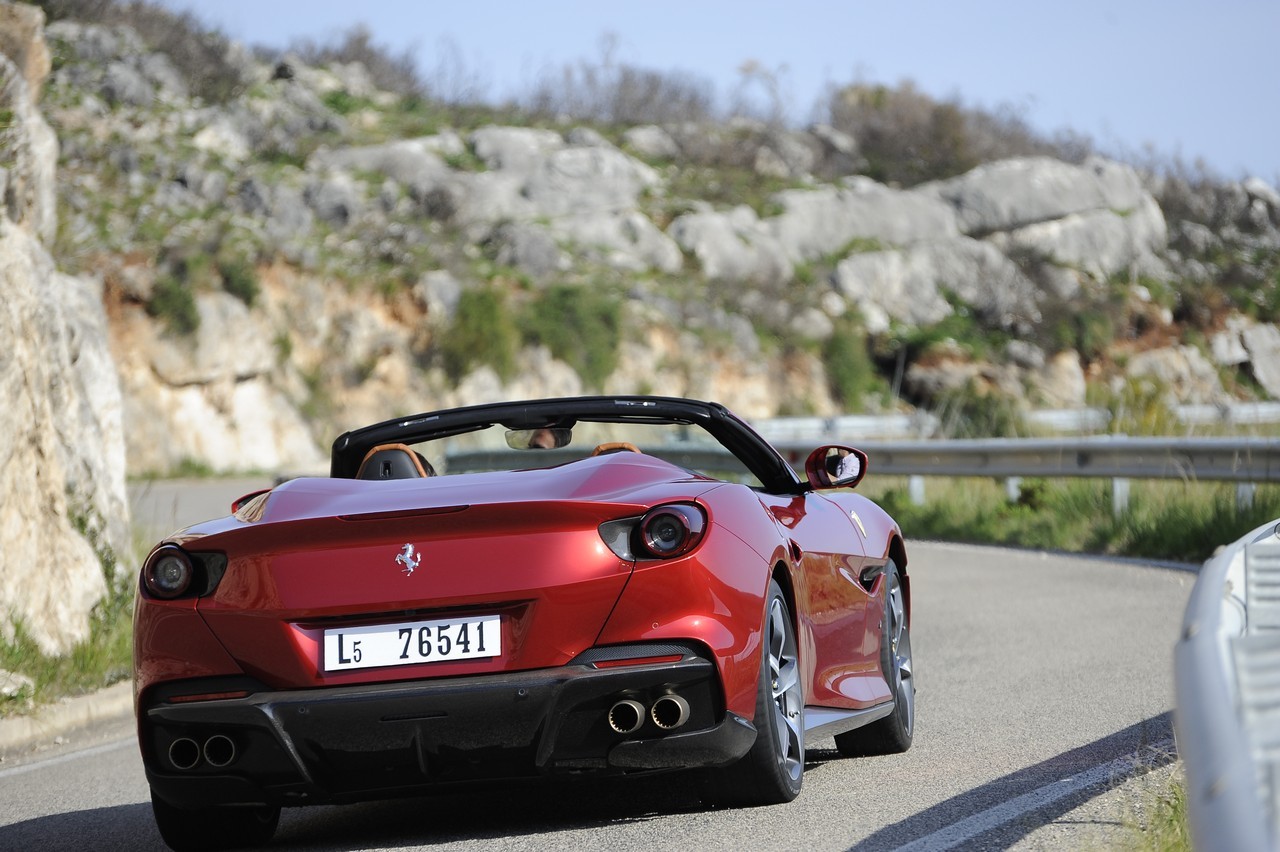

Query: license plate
left=323, top=615, right=501, bottom=672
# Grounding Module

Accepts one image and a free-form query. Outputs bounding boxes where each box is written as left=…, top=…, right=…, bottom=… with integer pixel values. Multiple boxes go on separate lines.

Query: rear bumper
left=141, top=648, right=756, bottom=808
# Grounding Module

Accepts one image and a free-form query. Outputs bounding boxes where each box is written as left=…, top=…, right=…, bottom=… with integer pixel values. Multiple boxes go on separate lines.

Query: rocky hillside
left=27, top=8, right=1280, bottom=478
left=13, top=2, right=1280, bottom=467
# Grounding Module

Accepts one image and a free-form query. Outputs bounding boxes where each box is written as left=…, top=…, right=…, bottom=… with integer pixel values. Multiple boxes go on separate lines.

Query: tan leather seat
left=356, top=443, right=435, bottom=480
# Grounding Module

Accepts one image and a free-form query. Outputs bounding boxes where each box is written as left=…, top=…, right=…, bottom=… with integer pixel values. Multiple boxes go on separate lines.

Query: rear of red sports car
left=135, top=455, right=778, bottom=818
left=136, top=397, right=911, bottom=850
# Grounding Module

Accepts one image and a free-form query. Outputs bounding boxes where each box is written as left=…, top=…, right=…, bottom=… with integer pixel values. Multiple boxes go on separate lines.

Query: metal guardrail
left=448, top=436, right=1280, bottom=486
left=1175, top=519, right=1280, bottom=851
left=771, top=436, right=1280, bottom=483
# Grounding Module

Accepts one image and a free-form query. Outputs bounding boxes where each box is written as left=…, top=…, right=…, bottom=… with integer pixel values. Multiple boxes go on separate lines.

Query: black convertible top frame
left=330, top=396, right=805, bottom=493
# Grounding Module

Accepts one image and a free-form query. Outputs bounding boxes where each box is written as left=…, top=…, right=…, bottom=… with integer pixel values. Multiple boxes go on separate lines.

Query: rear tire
left=150, top=790, right=279, bottom=851
left=705, top=579, right=804, bottom=806
left=835, top=559, right=914, bottom=756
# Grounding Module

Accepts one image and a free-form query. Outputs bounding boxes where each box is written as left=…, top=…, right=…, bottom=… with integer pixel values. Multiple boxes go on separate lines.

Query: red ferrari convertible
left=135, top=396, right=913, bottom=849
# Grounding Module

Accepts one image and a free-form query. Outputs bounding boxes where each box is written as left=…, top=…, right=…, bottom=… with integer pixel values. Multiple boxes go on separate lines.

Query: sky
left=157, top=0, right=1280, bottom=184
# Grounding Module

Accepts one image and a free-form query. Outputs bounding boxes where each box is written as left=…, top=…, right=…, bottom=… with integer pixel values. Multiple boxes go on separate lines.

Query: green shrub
left=322, top=90, right=368, bottom=116
left=823, top=323, right=880, bottom=408
left=933, top=381, right=1027, bottom=438
left=147, top=276, right=200, bottom=334
left=1091, top=376, right=1179, bottom=436
left=436, top=287, right=519, bottom=381
left=218, top=258, right=259, bottom=306
left=519, top=284, right=622, bottom=389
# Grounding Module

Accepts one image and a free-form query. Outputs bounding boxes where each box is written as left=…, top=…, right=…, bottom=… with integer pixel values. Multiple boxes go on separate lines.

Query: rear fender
left=133, top=594, right=243, bottom=710
left=594, top=528, right=777, bottom=720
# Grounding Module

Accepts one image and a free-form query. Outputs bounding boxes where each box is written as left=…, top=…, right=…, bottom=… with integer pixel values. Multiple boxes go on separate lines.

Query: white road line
left=0, top=737, right=133, bottom=780
left=894, top=738, right=1175, bottom=851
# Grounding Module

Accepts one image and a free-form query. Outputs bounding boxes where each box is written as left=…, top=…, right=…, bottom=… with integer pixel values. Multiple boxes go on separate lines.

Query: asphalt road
left=0, top=485, right=1192, bottom=850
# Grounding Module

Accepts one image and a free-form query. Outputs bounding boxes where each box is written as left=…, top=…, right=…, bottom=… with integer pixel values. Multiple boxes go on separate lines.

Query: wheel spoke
left=773, top=658, right=799, bottom=698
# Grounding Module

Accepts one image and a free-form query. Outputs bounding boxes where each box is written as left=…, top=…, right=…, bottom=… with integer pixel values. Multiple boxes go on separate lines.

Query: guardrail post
left=1237, top=483, right=1257, bottom=512
left=1112, top=478, right=1130, bottom=517
left=1004, top=477, right=1022, bottom=504
left=908, top=475, right=926, bottom=506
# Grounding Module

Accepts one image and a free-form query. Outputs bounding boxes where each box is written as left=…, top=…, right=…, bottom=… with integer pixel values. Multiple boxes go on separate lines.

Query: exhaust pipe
left=168, top=737, right=201, bottom=770
left=607, top=699, right=646, bottom=734
left=203, top=734, right=237, bottom=768
left=650, top=694, right=690, bottom=730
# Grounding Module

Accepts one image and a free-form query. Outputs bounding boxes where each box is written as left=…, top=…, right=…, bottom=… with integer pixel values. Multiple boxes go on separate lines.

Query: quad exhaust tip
left=168, top=737, right=201, bottom=770
left=650, top=694, right=690, bottom=730
left=608, top=699, right=646, bottom=734
left=203, top=734, right=237, bottom=768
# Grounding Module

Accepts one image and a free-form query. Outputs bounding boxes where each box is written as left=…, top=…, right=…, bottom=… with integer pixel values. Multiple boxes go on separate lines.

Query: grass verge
left=865, top=476, right=1280, bottom=564
left=0, top=582, right=132, bottom=718
left=1123, top=765, right=1191, bottom=851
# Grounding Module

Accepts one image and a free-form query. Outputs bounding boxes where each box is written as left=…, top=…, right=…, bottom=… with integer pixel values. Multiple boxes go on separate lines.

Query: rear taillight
left=140, top=545, right=228, bottom=599
left=599, top=503, right=708, bottom=561
left=143, top=546, right=194, bottom=599
left=639, top=504, right=705, bottom=558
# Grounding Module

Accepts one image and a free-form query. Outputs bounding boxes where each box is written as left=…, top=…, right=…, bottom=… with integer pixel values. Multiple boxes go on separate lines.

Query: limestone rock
left=0, top=49, right=58, bottom=242
left=832, top=238, right=1041, bottom=334
left=547, top=211, right=682, bottom=274
left=768, top=178, right=960, bottom=262
left=1240, top=323, right=1280, bottom=399
left=520, top=144, right=662, bottom=218
left=622, top=125, right=680, bottom=160
left=1033, top=350, right=1087, bottom=408
left=470, top=125, right=564, bottom=171
left=669, top=205, right=792, bottom=283
left=988, top=195, right=1169, bottom=280
left=0, top=2, right=51, bottom=103
left=1125, top=345, right=1226, bottom=405
left=919, top=156, right=1151, bottom=235
left=0, top=220, right=128, bottom=654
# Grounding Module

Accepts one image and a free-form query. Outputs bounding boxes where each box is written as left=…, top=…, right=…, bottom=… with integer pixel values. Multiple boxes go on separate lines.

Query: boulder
left=988, top=195, right=1169, bottom=281
left=622, top=125, right=680, bottom=160
left=308, top=137, right=453, bottom=189
left=520, top=144, right=662, bottom=217
left=483, top=222, right=568, bottom=279
left=470, top=125, right=564, bottom=171
left=919, top=156, right=1151, bottom=235
left=304, top=172, right=365, bottom=227
left=832, top=238, right=1041, bottom=333
left=768, top=178, right=960, bottom=262
left=547, top=211, right=682, bottom=274
left=1240, top=323, right=1280, bottom=399
left=1125, top=345, right=1226, bottom=405
left=669, top=205, right=792, bottom=284
left=1033, top=350, right=1087, bottom=408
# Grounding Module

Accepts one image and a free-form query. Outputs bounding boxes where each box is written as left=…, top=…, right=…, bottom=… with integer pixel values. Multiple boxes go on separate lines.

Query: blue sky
left=158, top=1, right=1279, bottom=183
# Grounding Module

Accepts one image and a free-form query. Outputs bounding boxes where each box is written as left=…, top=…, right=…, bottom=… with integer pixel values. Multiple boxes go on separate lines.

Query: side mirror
left=804, top=446, right=868, bottom=490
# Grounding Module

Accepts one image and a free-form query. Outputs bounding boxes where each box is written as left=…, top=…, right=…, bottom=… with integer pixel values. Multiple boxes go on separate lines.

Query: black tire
left=835, top=559, right=914, bottom=756
left=150, top=790, right=280, bottom=851
left=705, top=579, right=804, bottom=806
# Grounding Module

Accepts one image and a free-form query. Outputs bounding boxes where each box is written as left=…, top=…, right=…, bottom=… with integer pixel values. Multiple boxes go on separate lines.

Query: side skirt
left=802, top=702, right=895, bottom=745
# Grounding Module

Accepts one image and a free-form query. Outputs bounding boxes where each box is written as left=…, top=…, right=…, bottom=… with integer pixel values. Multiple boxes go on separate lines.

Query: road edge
left=0, top=681, right=133, bottom=755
